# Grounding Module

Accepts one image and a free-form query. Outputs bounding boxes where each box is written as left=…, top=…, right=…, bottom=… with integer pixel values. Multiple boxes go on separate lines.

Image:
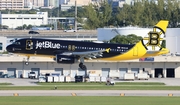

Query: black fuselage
left=6, top=38, right=135, bottom=58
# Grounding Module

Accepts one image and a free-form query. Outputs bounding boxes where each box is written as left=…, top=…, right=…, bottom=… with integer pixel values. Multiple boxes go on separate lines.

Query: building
left=0, top=37, right=7, bottom=52
left=108, top=0, right=135, bottom=8
left=44, top=0, right=50, bottom=7
left=59, top=0, right=91, bottom=5
left=0, top=0, right=25, bottom=10
left=24, top=0, right=44, bottom=8
left=60, top=4, right=81, bottom=11
left=67, top=0, right=91, bottom=5
left=125, top=0, right=133, bottom=5
left=0, top=55, right=180, bottom=79
left=111, top=0, right=125, bottom=8
left=0, top=12, right=48, bottom=28
left=24, top=0, right=30, bottom=7
left=48, top=17, right=75, bottom=29
left=166, top=28, right=180, bottom=55
left=60, top=0, right=92, bottom=11
left=51, top=0, right=60, bottom=7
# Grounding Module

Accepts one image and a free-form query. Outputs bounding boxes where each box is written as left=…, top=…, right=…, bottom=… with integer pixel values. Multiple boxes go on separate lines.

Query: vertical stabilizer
left=142, top=20, right=169, bottom=51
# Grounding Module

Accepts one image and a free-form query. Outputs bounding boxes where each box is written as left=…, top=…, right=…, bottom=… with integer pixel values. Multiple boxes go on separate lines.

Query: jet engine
left=55, top=55, right=76, bottom=64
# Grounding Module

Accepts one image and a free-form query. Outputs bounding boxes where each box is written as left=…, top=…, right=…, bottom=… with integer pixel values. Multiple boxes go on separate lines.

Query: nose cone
left=6, top=45, right=13, bottom=52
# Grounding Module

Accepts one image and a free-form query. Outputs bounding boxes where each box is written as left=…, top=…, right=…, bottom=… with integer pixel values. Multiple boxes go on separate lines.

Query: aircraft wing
left=61, top=48, right=110, bottom=59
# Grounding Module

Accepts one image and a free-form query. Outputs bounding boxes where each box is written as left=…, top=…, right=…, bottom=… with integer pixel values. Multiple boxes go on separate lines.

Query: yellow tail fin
left=142, top=20, right=169, bottom=51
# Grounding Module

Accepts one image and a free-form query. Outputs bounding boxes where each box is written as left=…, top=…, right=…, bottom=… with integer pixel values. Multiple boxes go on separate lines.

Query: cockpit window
left=13, top=41, right=21, bottom=45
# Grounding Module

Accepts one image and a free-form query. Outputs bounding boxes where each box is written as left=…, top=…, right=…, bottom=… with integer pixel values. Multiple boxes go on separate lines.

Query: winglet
left=106, top=48, right=110, bottom=53
left=154, top=20, right=169, bottom=33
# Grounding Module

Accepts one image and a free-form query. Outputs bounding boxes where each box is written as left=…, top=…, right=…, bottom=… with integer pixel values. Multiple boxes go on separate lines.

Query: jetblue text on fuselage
left=36, top=41, right=61, bottom=49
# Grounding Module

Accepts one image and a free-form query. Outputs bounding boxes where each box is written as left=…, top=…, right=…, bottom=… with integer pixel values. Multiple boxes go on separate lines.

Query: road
left=0, top=30, right=97, bottom=37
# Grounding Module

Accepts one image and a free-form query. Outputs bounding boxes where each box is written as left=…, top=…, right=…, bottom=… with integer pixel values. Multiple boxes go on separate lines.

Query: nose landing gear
left=24, top=56, right=30, bottom=65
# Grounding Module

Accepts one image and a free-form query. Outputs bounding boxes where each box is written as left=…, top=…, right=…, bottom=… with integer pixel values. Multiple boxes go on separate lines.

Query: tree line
left=82, top=0, right=180, bottom=29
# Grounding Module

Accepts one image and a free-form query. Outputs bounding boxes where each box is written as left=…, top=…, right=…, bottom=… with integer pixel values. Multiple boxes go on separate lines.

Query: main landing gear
left=79, top=62, right=87, bottom=70
left=79, top=57, right=87, bottom=70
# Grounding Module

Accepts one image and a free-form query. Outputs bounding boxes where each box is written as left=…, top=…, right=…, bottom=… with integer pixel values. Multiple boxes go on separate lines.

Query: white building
left=0, top=12, right=48, bottom=28
left=0, top=37, right=7, bottom=53
left=166, top=28, right=180, bottom=54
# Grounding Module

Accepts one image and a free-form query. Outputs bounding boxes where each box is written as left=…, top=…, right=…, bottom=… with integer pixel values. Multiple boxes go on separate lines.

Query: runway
left=0, top=90, right=180, bottom=96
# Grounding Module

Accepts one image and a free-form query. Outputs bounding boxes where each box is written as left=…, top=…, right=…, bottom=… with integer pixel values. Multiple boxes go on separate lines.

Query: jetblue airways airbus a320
left=6, top=20, right=169, bottom=70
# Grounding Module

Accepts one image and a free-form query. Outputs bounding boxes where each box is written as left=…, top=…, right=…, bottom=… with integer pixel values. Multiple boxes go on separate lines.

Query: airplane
left=6, top=20, right=169, bottom=70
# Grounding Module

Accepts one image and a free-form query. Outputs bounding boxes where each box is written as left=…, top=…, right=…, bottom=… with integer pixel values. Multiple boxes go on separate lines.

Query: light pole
left=22, top=58, right=25, bottom=78
left=21, top=16, right=23, bottom=30
left=11, top=24, right=13, bottom=30
left=74, top=0, right=77, bottom=30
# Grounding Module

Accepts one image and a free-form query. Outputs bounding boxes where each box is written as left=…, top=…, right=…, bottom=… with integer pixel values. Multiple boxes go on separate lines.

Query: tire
left=81, top=65, right=87, bottom=70
left=79, top=63, right=83, bottom=67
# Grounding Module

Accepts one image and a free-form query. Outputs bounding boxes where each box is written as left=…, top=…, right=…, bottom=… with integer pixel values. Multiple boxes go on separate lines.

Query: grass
left=0, top=83, right=12, bottom=85
left=0, top=96, right=179, bottom=105
left=37, top=82, right=166, bottom=86
left=0, top=85, right=180, bottom=90
left=0, top=82, right=180, bottom=90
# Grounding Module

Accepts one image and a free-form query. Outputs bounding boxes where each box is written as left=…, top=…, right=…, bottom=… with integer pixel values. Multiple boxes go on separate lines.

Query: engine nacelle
left=55, top=55, right=76, bottom=64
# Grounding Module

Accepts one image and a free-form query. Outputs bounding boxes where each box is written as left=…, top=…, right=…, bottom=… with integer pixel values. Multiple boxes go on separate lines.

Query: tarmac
left=1, top=78, right=180, bottom=86
left=0, top=78, right=38, bottom=86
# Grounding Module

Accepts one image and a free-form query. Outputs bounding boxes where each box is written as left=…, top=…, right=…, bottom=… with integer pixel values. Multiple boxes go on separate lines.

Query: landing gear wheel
left=79, top=63, right=87, bottom=70
left=25, top=61, right=29, bottom=65
left=79, top=62, right=83, bottom=67
left=81, top=65, right=87, bottom=70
